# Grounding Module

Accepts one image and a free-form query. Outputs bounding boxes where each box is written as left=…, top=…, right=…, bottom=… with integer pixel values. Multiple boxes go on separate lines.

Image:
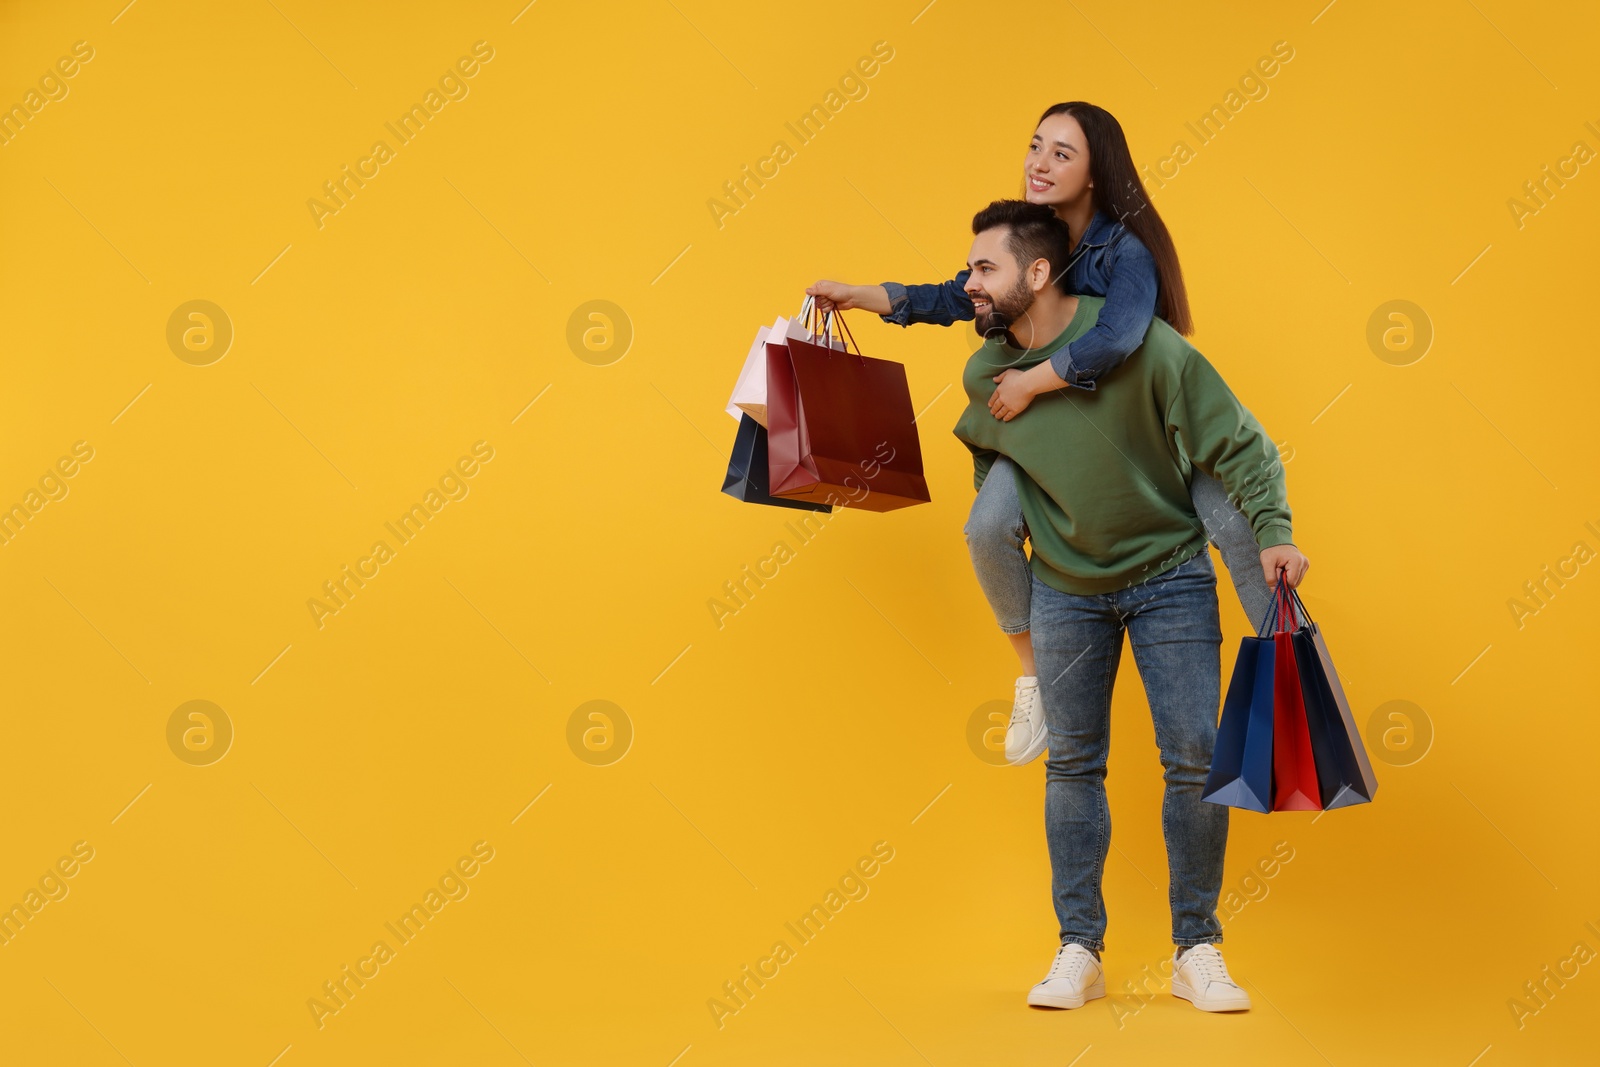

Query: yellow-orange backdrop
left=2, top=1, right=1596, bottom=1064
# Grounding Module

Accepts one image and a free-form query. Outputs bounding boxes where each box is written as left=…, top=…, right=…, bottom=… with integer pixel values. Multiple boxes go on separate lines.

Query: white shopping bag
left=726, top=320, right=780, bottom=424
left=726, top=298, right=846, bottom=427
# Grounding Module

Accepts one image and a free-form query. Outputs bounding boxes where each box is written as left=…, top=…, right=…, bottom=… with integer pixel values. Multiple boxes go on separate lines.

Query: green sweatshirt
left=953, top=296, right=1293, bottom=596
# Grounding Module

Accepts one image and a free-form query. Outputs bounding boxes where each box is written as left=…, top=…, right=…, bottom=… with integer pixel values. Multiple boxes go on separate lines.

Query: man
left=950, top=200, right=1309, bottom=1013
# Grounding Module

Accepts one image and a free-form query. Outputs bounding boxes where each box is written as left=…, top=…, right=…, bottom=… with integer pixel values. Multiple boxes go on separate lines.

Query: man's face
left=964, top=227, right=1037, bottom=340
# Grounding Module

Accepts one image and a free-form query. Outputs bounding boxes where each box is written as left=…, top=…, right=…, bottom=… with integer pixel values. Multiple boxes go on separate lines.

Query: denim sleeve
left=1051, top=235, right=1159, bottom=389
left=880, top=269, right=975, bottom=327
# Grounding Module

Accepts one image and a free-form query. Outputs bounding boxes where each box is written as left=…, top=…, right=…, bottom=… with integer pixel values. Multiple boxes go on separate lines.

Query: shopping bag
left=721, top=413, right=832, bottom=512
left=1271, top=605, right=1323, bottom=810
left=726, top=323, right=774, bottom=424
left=726, top=298, right=845, bottom=427
left=1206, top=577, right=1374, bottom=815
left=1287, top=588, right=1378, bottom=809
left=765, top=311, right=931, bottom=513
left=1200, top=630, right=1277, bottom=812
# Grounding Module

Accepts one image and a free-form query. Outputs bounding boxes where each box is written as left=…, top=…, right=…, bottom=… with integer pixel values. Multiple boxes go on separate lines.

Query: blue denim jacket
left=880, top=210, right=1159, bottom=389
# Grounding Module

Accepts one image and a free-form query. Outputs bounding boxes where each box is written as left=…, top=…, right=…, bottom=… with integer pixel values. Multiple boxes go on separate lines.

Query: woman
left=808, top=102, right=1274, bottom=766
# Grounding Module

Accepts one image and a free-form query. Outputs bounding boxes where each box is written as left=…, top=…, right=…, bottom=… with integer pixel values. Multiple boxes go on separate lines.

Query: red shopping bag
left=1269, top=582, right=1323, bottom=811
left=765, top=310, right=930, bottom=512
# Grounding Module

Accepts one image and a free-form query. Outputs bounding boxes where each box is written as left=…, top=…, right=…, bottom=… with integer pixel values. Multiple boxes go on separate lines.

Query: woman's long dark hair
left=1038, top=101, right=1193, bottom=336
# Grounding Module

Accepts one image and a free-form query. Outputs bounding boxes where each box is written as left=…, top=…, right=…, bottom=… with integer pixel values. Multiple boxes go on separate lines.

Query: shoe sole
left=1171, top=979, right=1251, bottom=1012
left=1027, top=977, right=1105, bottom=1009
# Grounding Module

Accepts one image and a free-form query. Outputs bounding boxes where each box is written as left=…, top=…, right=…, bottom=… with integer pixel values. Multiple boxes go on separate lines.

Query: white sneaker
left=1027, top=943, right=1104, bottom=1009
left=1170, top=944, right=1251, bottom=1011
left=1004, top=676, right=1048, bottom=765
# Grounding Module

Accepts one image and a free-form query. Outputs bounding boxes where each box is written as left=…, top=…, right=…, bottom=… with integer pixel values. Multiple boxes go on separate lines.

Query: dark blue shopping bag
left=1202, top=630, right=1277, bottom=812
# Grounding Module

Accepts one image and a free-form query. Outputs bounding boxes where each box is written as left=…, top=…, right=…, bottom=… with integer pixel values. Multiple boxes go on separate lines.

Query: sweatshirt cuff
left=1254, top=525, right=1295, bottom=550
left=879, top=281, right=911, bottom=326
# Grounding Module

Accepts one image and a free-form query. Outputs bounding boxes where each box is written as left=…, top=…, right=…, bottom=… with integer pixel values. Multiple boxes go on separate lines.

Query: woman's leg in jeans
left=964, top=455, right=1035, bottom=672
left=1188, top=471, right=1273, bottom=628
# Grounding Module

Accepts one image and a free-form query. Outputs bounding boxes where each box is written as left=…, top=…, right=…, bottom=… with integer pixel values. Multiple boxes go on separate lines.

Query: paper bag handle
left=1254, top=569, right=1305, bottom=637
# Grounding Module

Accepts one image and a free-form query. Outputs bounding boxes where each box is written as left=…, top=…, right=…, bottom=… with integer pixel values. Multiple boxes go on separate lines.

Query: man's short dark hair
left=971, top=199, right=1073, bottom=291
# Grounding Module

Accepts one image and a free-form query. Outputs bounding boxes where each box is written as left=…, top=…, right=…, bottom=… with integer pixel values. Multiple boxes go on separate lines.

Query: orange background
left=1, top=1, right=1596, bottom=1063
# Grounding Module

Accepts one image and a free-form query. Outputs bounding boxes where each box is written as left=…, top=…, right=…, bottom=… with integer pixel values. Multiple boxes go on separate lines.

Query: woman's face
left=1024, top=112, right=1092, bottom=207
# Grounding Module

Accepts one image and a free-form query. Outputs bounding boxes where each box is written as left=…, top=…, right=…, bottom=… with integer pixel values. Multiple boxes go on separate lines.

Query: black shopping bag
left=1287, top=587, right=1377, bottom=809
left=721, top=413, right=832, bottom=513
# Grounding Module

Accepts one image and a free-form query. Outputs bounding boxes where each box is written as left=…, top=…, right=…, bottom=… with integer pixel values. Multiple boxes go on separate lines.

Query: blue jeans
left=1030, top=551, right=1229, bottom=950
left=964, top=455, right=1273, bottom=636
left=963, top=456, right=1033, bottom=636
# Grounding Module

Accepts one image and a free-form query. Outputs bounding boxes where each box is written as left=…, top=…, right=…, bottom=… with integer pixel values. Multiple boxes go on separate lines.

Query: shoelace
left=1047, top=946, right=1091, bottom=982
left=1010, top=680, right=1038, bottom=728
left=1182, top=946, right=1235, bottom=987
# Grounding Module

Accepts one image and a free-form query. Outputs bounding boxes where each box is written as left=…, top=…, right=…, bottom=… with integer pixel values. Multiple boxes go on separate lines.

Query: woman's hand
left=806, top=281, right=891, bottom=315
left=990, top=369, right=1037, bottom=421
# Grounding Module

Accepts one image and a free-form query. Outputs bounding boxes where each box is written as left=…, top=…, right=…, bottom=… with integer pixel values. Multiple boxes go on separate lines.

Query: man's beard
left=973, top=274, right=1035, bottom=342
